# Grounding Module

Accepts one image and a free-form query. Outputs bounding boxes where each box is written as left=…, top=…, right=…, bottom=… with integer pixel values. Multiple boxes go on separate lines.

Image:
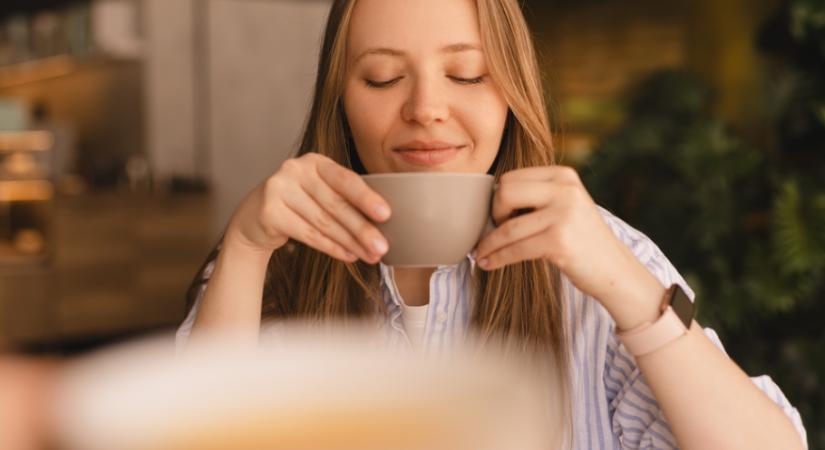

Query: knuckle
left=497, top=183, right=514, bottom=205
left=322, top=195, right=350, bottom=218
left=328, top=193, right=351, bottom=212
left=337, top=232, right=357, bottom=249
left=562, top=185, right=580, bottom=202
left=263, top=174, right=285, bottom=193
left=335, top=168, right=357, bottom=187
left=328, top=241, right=346, bottom=256
left=303, top=226, right=323, bottom=243
left=316, top=210, right=335, bottom=230
left=302, top=152, right=328, bottom=165
left=356, top=220, right=377, bottom=240
left=329, top=163, right=349, bottom=185
left=501, top=221, right=517, bottom=240
left=280, top=158, right=301, bottom=173
left=354, top=220, right=370, bottom=237
left=258, top=200, right=280, bottom=224
left=559, top=165, right=579, bottom=181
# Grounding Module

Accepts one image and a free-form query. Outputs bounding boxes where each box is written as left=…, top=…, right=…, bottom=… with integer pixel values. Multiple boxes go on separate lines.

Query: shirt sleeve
left=175, top=258, right=285, bottom=353
left=174, top=260, right=215, bottom=353
left=605, top=326, right=808, bottom=450
left=598, top=206, right=808, bottom=449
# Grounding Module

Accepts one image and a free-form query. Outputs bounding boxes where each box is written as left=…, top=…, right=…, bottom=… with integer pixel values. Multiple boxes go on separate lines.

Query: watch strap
left=617, top=285, right=691, bottom=356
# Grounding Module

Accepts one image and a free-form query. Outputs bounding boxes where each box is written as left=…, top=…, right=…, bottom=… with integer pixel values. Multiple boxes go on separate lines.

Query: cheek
left=344, top=87, right=395, bottom=148
left=460, top=91, right=508, bottom=150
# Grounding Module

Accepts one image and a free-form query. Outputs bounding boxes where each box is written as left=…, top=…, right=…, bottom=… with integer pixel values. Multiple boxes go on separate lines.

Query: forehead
left=347, top=0, right=482, bottom=57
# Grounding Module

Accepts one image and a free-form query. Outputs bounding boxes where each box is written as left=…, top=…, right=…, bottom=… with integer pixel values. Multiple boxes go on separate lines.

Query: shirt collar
left=379, top=252, right=476, bottom=307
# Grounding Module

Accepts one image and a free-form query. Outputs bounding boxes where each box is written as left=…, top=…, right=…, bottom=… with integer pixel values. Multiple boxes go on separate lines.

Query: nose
left=401, top=76, right=450, bottom=126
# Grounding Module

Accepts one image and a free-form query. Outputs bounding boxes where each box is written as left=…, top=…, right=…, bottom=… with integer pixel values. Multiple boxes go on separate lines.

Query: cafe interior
left=0, top=0, right=821, bottom=449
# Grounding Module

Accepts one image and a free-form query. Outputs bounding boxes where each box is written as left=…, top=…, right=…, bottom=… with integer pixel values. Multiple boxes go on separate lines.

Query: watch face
left=670, top=286, right=695, bottom=328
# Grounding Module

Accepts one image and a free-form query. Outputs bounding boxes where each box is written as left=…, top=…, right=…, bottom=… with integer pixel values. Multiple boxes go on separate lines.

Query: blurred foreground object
left=53, top=322, right=565, bottom=450
left=0, top=357, right=59, bottom=450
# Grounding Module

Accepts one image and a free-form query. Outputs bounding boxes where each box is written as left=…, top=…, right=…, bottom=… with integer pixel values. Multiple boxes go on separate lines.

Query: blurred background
left=0, top=0, right=821, bottom=447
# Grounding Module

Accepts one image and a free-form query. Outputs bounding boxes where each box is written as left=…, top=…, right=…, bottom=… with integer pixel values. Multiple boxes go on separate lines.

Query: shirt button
left=437, top=311, right=448, bottom=323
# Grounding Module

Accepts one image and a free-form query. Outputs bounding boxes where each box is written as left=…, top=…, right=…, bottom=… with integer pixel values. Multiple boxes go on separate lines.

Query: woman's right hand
left=225, top=152, right=391, bottom=263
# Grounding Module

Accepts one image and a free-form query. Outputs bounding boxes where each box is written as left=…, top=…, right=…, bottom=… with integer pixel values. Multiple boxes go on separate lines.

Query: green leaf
left=772, top=180, right=825, bottom=274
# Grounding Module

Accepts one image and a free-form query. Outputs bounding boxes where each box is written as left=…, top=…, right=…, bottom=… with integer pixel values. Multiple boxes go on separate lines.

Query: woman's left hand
left=473, top=165, right=661, bottom=317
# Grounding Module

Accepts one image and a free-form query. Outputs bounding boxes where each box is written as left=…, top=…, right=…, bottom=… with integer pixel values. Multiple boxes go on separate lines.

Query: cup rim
left=361, top=172, right=494, bottom=180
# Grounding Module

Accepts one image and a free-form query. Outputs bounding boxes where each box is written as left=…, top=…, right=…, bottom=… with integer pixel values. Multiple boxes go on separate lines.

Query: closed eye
left=450, top=76, right=485, bottom=85
left=364, top=75, right=486, bottom=89
left=365, top=77, right=403, bottom=88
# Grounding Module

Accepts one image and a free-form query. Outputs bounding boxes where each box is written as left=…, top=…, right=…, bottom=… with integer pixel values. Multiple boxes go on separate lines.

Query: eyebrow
left=353, top=43, right=482, bottom=63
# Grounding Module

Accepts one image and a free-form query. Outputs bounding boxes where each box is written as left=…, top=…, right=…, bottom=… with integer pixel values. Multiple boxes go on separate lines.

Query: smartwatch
left=616, top=284, right=695, bottom=357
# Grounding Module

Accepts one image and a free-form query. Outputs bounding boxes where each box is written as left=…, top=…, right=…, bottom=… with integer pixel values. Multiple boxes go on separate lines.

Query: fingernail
left=372, top=238, right=388, bottom=254
left=374, top=205, right=391, bottom=221
left=479, top=258, right=490, bottom=268
left=344, top=251, right=357, bottom=260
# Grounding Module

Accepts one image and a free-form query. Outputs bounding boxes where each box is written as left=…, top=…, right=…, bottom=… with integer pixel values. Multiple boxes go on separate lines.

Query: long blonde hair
left=188, top=0, right=571, bottom=441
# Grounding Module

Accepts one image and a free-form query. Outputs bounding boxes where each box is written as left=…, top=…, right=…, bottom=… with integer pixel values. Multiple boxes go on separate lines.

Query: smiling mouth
left=394, top=145, right=464, bottom=152
left=393, top=145, right=465, bottom=166
left=395, top=143, right=461, bottom=151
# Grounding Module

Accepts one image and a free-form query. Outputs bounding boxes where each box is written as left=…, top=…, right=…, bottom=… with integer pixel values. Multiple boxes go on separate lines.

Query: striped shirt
left=177, top=205, right=808, bottom=449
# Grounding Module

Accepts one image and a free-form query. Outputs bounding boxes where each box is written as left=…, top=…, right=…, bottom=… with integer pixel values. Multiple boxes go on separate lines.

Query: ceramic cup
left=361, top=172, right=495, bottom=267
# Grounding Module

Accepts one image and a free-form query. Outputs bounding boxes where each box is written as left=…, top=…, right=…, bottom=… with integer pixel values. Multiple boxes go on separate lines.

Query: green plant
left=581, top=2, right=825, bottom=441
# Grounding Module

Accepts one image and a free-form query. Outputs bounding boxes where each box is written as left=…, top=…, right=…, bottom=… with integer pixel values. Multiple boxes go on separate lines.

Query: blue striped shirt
left=177, top=205, right=808, bottom=449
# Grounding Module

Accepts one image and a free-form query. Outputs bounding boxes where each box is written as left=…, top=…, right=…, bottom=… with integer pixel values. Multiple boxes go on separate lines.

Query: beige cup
left=361, top=173, right=495, bottom=267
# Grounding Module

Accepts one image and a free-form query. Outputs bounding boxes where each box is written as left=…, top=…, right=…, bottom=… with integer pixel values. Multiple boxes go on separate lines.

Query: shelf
left=0, top=130, right=54, bottom=153
left=0, top=249, right=49, bottom=270
left=0, top=54, right=131, bottom=89
left=0, top=55, right=79, bottom=89
left=0, top=180, right=54, bottom=202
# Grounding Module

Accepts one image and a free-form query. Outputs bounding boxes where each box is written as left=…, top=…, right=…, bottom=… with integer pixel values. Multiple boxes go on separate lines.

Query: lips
left=394, top=140, right=465, bottom=166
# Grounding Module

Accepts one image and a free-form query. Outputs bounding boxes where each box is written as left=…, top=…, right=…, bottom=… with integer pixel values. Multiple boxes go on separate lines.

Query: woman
left=177, top=0, right=808, bottom=448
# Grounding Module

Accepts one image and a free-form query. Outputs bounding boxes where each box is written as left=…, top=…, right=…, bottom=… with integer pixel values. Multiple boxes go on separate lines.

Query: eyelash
left=364, top=76, right=485, bottom=88
left=453, top=76, right=486, bottom=85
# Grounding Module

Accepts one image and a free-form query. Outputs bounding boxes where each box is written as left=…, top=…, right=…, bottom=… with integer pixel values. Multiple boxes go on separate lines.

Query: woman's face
left=343, top=0, right=509, bottom=174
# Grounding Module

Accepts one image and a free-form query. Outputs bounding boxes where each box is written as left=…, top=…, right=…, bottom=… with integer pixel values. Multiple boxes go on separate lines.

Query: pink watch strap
left=617, top=306, right=690, bottom=357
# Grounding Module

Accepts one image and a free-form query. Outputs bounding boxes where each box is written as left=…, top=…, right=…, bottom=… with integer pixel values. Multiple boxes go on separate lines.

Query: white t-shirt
left=400, top=301, right=428, bottom=349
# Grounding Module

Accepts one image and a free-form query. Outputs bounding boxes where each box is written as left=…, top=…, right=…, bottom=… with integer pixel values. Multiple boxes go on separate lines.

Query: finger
left=475, top=208, right=553, bottom=260
left=282, top=186, right=378, bottom=262
left=477, top=231, right=547, bottom=271
left=302, top=175, right=389, bottom=260
left=499, top=165, right=579, bottom=183
left=315, top=159, right=391, bottom=222
left=492, top=181, right=553, bottom=226
left=287, top=207, right=358, bottom=263
left=277, top=197, right=359, bottom=263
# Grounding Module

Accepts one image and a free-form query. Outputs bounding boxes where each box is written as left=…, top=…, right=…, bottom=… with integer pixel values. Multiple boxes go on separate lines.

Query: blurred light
left=0, top=180, right=54, bottom=202
left=0, top=131, right=54, bottom=153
